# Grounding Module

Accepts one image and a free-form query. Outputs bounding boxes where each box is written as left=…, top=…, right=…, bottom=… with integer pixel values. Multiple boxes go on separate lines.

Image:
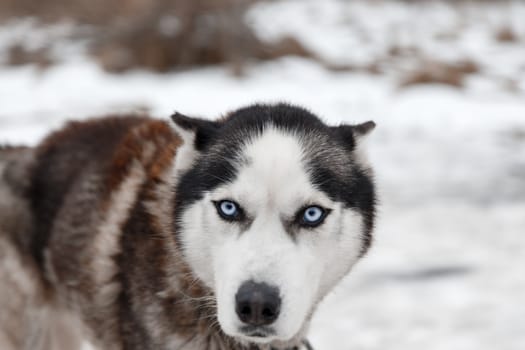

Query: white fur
left=352, top=129, right=374, bottom=172
left=92, top=160, right=146, bottom=285
left=177, top=127, right=364, bottom=345
left=170, top=123, right=198, bottom=176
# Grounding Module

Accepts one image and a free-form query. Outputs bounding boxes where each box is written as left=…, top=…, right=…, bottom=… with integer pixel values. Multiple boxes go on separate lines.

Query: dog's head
left=171, top=104, right=376, bottom=346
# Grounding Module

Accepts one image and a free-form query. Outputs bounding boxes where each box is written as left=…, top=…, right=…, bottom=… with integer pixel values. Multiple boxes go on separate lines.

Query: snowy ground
left=0, top=1, right=524, bottom=349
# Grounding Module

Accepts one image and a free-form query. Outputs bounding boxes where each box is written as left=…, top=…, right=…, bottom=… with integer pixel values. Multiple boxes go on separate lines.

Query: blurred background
left=0, top=0, right=524, bottom=349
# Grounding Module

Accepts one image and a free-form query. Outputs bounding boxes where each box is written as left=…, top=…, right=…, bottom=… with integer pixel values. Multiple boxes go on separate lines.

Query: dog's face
left=172, top=104, right=376, bottom=346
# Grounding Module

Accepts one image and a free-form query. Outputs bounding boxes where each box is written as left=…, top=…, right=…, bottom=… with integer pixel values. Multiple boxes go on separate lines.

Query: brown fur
left=0, top=116, right=308, bottom=350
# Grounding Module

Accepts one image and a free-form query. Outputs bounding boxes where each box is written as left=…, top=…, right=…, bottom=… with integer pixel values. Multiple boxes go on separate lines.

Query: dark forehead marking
left=175, top=104, right=333, bottom=208
left=222, top=103, right=328, bottom=133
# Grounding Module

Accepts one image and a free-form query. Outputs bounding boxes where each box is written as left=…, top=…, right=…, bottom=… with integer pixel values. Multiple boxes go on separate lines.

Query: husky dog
left=0, top=104, right=376, bottom=350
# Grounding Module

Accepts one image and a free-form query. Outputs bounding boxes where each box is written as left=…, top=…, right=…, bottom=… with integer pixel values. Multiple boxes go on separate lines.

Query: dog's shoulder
left=27, top=115, right=180, bottom=267
left=106, top=116, right=181, bottom=191
left=32, top=115, right=181, bottom=191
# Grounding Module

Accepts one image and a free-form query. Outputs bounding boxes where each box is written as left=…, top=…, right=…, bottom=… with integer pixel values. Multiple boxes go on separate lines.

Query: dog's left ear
left=332, top=120, right=376, bottom=149
left=351, top=121, right=376, bottom=139
left=170, top=112, right=222, bottom=174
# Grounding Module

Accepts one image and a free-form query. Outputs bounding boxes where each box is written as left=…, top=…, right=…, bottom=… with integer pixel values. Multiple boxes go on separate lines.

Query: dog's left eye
left=214, top=200, right=243, bottom=221
left=299, top=206, right=328, bottom=227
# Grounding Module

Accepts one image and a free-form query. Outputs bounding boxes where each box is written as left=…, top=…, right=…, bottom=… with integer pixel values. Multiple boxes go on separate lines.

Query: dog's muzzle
left=235, top=280, right=281, bottom=333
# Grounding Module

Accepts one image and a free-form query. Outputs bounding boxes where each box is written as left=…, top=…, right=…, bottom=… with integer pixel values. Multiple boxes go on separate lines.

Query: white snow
left=1, top=1, right=524, bottom=349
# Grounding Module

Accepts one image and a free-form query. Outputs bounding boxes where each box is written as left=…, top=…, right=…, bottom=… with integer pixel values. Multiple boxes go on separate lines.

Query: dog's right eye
left=213, top=200, right=243, bottom=221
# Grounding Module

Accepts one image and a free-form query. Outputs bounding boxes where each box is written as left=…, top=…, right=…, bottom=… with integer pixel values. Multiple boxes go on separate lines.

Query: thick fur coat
left=0, top=104, right=376, bottom=350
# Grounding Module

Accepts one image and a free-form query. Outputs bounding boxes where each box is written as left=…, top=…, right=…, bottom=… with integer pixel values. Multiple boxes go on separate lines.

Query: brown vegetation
left=0, top=0, right=316, bottom=73
left=495, top=27, right=518, bottom=43
left=400, top=59, right=480, bottom=88
left=6, top=44, right=54, bottom=69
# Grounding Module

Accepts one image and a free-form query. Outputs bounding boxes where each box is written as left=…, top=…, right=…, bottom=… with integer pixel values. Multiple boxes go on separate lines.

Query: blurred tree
left=0, top=0, right=314, bottom=73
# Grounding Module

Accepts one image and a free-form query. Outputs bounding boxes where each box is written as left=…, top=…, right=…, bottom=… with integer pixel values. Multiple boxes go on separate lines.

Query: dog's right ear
left=170, top=112, right=221, bottom=175
left=170, top=112, right=222, bottom=151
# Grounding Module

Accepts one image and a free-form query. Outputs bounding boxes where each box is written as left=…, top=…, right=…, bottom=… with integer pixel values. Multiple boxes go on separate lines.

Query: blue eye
left=215, top=200, right=242, bottom=221
left=301, top=206, right=327, bottom=227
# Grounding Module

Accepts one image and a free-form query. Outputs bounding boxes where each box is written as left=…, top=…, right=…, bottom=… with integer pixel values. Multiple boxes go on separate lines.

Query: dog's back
left=28, top=116, right=149, bottom=271
left=0, top=116, right=181, bottom=350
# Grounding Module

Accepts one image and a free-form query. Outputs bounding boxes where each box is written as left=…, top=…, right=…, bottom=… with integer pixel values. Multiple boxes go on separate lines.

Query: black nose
left=235, top=281, right=281, bottom=326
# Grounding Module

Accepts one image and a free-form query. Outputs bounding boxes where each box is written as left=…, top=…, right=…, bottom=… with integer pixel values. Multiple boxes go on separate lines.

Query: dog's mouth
left=238, top=325, right=276, bottom=341
left=237, top=326, right=315, bottom=350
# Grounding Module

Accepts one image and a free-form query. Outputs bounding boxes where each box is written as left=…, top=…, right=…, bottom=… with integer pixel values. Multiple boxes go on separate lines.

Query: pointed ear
left=332, top=120, right=376, bottom=150
left=169, top=112, right=221, bottom=174
left=170, top=112, right=221, bottom=151
left=352, top=121, right=376, bottom=138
